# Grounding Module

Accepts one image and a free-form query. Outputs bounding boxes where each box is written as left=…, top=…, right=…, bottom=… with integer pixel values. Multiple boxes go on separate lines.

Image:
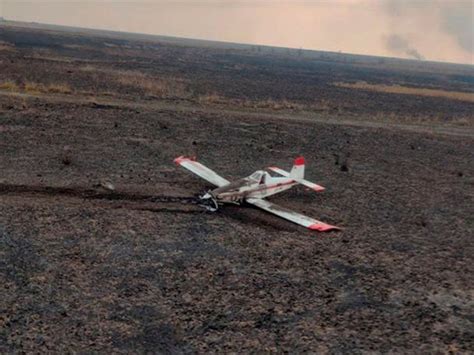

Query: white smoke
left=385, top=34, right=424, bottom=60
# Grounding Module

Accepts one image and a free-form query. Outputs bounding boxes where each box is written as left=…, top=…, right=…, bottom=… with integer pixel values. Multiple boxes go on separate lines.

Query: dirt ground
left=0, top=23, right=473, bottom=353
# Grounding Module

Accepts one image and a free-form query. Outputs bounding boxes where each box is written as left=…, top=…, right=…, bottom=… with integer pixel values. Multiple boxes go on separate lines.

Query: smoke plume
left=382, top=0, right=473, bottom=61
left=385, top=34, right=424, bottom=60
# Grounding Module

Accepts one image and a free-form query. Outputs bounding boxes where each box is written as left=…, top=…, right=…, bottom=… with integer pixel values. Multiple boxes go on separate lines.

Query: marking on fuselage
left=215, top=180, right=296, bottom=202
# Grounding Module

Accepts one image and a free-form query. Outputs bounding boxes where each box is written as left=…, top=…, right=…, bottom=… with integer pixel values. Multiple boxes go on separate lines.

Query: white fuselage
left=209, top=170, right=297, bottom=204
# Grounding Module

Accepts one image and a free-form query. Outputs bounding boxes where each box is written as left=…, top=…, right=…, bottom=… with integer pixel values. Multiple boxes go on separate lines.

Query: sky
left=1, top=0, right=473, bottom=64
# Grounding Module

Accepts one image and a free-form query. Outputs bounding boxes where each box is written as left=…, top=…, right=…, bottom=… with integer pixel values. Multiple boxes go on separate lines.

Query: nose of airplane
left=198, top=192, right=219, bottom=212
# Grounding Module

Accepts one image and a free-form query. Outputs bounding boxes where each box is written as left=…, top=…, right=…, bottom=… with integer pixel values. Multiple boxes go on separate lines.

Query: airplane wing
left=246, top=197, right=340, bottom=231
left=174, top=156, right=230, bottom=187
left=268, top=167, right=325, bottom=192
left=267, top=166, right=291, bottom=177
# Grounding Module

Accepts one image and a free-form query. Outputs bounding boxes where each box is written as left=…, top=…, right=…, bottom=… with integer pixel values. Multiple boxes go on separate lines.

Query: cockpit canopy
left=248, top=170, right=268, bottom=184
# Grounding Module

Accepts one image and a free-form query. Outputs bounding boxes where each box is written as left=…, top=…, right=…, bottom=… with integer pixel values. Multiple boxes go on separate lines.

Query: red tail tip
left=294, top=156, right=305, bottom=166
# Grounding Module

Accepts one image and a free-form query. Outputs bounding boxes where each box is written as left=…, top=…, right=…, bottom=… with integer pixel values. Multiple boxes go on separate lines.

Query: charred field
left=0, top=22, right=473, bottom=352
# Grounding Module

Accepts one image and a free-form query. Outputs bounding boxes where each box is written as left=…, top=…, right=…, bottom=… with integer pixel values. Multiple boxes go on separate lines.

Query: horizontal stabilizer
left=268, top=166, right=290, bottom=177
left=297, top=179, right=325, bottom=192
left=246, top=198, right=340, bottom=232
left=267, top=167, right=325, bottom=192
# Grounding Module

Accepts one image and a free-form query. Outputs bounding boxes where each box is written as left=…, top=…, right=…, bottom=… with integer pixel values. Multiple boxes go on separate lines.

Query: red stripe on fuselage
left=252, top=180, right=296, bottom=193
left=215, top=180, right=296, bottom=200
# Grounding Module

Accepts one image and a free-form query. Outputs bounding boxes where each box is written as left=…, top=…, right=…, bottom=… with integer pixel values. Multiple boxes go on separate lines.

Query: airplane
left=174, top=156, right=341, bottom=232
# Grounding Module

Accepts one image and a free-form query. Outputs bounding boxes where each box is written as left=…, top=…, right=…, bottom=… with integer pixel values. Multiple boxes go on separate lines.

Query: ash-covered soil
left=0, top=23, right=473, bottom=353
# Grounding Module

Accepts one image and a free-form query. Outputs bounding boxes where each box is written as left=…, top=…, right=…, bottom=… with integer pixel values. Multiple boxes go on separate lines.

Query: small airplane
left=174, top=156, right=341, bottom=232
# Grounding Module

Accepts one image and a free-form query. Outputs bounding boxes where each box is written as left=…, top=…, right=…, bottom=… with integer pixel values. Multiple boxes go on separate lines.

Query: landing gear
left=198, top=192, right=219, bottom=212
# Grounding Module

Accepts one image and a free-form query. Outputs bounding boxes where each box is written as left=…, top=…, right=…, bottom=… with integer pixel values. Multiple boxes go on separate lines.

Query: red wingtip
left=294, top=156, right=305, bottom=166
left=174, top=155, right=188, bottom=165
left=174, top=155, right=197, bottom=165
left=308, top=223, right=341, bottom=232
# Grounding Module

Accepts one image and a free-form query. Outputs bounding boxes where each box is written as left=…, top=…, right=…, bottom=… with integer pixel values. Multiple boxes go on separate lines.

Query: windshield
left=249, top=171, right=264, bottom=182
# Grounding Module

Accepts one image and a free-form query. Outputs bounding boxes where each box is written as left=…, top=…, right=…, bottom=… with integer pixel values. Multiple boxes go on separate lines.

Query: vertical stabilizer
left=290, top=156, right=305, bottom=179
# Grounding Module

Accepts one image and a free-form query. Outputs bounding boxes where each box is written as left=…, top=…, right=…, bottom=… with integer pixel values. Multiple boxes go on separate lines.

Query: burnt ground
left=0, top=23, right=473, bottom=353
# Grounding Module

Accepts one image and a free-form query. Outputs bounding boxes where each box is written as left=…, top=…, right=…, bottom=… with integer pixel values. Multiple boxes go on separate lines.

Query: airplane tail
left=268, top=157, right=325, bottom=192
left=290, top=156, right=305, bottom=180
